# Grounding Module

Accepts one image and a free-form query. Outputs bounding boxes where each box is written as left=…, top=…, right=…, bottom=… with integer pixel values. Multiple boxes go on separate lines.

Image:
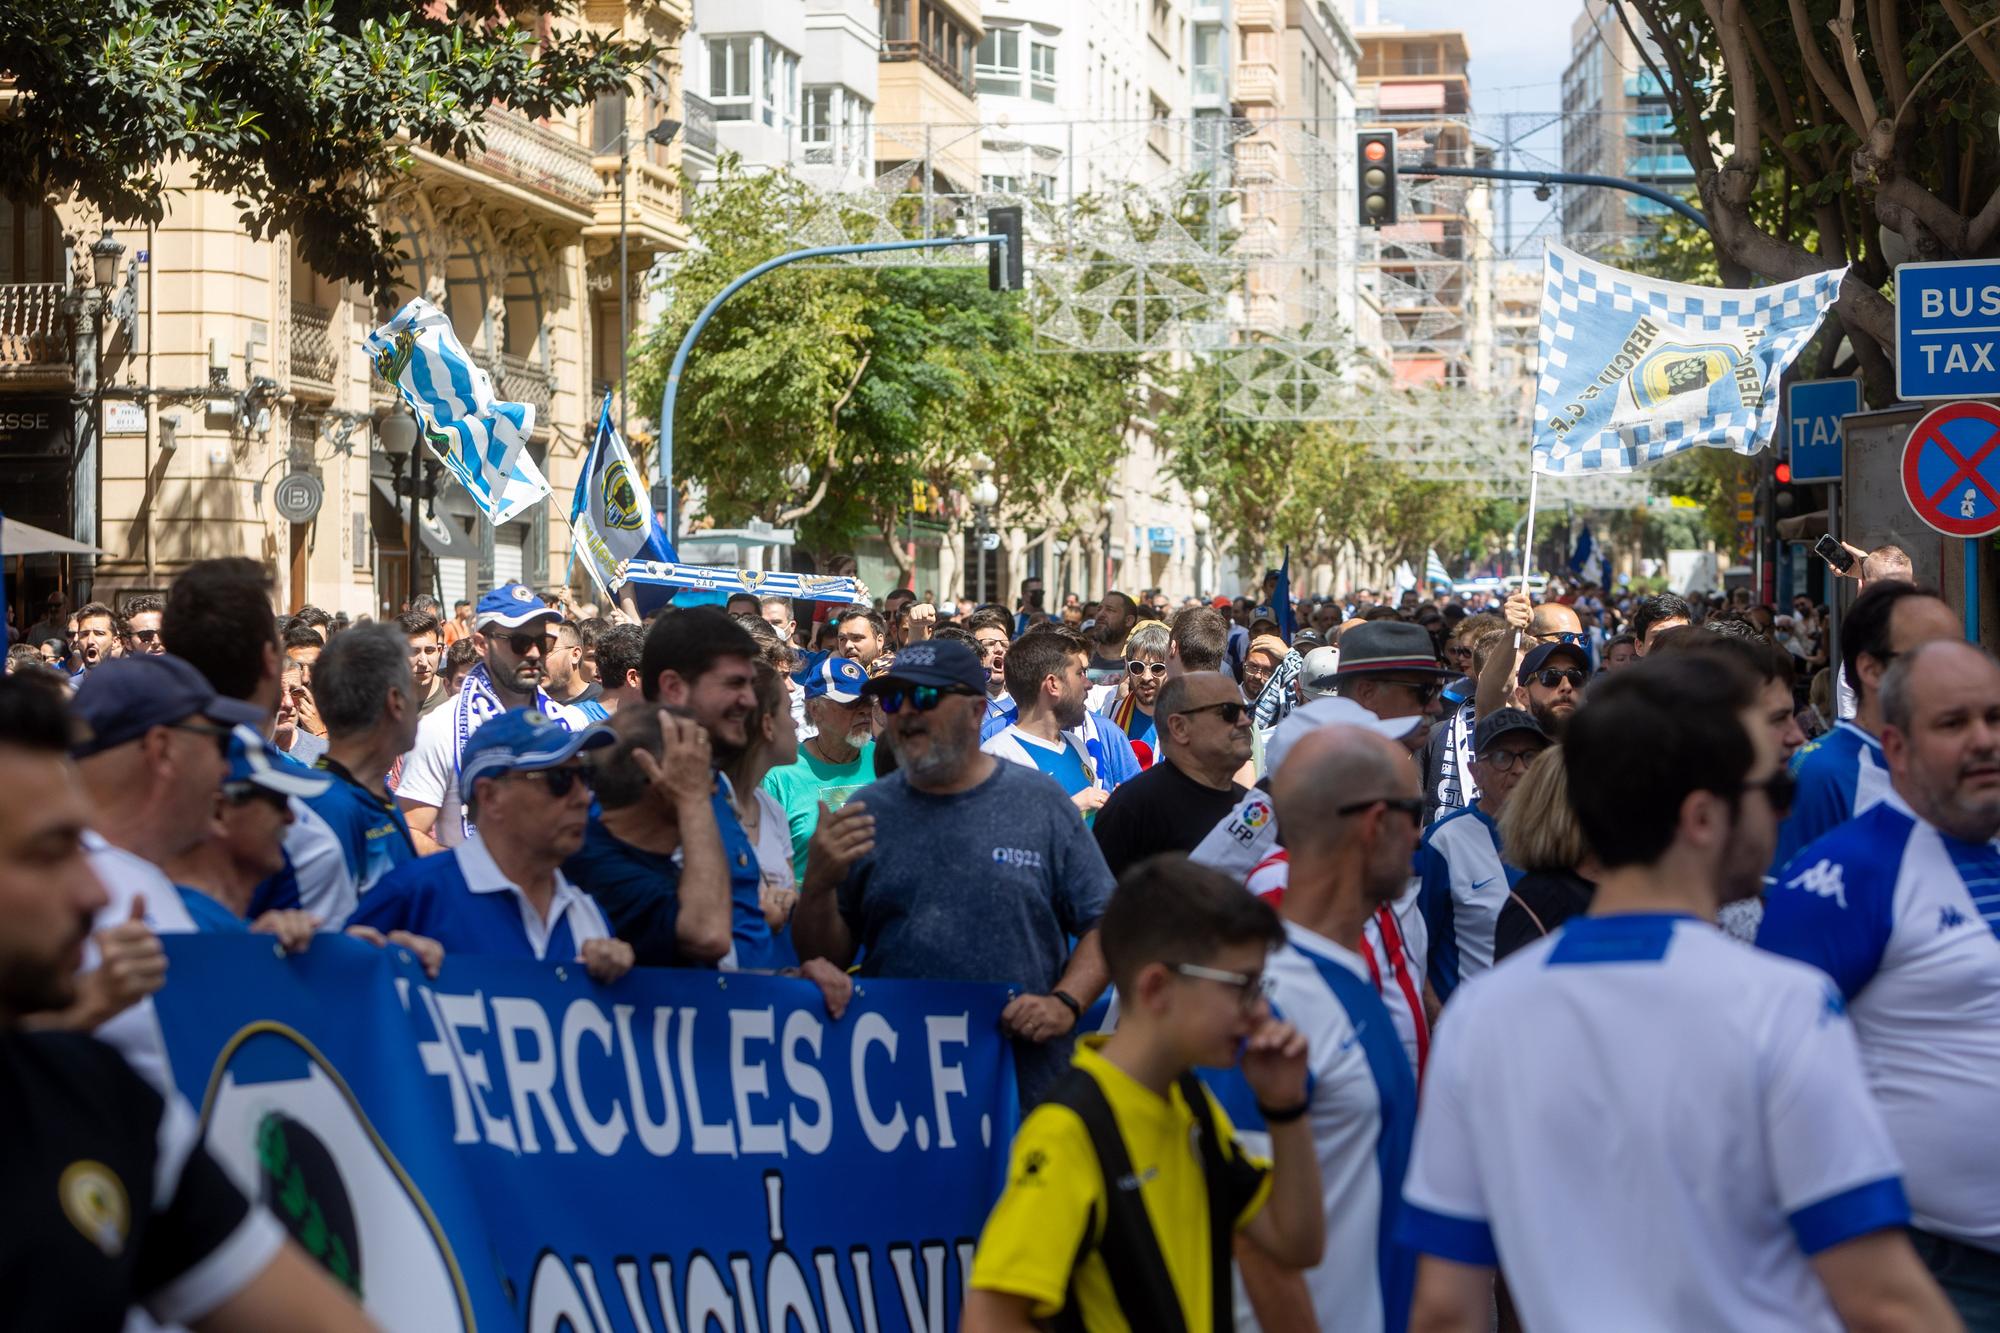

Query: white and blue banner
left=367, top=298, right=552, bottom=526
left=1532, top=244, right=1846, bottom=475
left=155, top=936, right=1018, bottom=1332
left=622, top=560, right=869, bottom=605
left=570, top=396, right=678, bottom=599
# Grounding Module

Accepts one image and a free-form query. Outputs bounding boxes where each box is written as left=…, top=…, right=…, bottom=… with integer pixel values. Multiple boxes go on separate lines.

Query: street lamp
left=90, top=229, right=125, bottom=292
left=1190, top=488, right=1210, bottom=599
left=618, top=116, right=684, bottom=443
left=1100, top=498, right=1117, bottom=600
left=972, top=475, right=999, bottom=605
left=378, top=411, right=421, bottom=610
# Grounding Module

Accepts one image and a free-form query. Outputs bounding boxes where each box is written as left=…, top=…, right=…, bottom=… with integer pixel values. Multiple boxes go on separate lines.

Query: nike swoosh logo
left=1337, top=1021, right=1367, bottom=1052
left=1471, top=877, right=1496, bottom=891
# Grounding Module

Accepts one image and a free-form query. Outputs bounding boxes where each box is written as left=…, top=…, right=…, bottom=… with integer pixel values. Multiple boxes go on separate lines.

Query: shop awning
left=3, top=516, right=102, bottom=556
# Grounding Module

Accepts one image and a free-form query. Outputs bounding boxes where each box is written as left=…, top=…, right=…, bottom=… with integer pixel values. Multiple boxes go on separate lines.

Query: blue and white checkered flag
left=1425, top=548, right=1452, bottom=588
left=1533, top=244, right=1846, bottom=475
left=366, top=298, right=551, bottom=525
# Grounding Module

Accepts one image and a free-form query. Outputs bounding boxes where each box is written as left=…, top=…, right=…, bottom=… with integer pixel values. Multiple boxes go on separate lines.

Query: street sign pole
left=1969, top=538, right=1981, bottom=642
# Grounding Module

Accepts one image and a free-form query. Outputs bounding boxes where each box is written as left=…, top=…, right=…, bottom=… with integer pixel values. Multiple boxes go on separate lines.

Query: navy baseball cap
left=460, top=709, right=614, bottom=790
left=796, top=652, right=867, bottom=704
left=223, top=724, right=330, bottom=799
left=1519, top=640, right=1590, bottom=683
left=1472, top=707, right=1547, bottom=755
left=70, top=655, right=266, bottom=758
left=475, top=583, right=563, bottom=631
left=860, top=640, right=985, bottom=696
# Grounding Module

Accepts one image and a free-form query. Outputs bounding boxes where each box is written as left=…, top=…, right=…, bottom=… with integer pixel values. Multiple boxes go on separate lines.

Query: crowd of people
left=1, top=537, right=1994, bottom=1331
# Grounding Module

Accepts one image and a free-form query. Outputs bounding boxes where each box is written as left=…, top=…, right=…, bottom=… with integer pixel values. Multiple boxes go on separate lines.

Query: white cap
left=1264, top=696, right=1424, bottom=781
left=1298, top=645, right=1340, bottom=699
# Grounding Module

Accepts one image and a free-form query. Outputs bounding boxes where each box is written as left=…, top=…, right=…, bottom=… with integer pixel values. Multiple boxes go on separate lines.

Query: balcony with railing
left=290, top=301, right=338, bottom=396
left=456, top=108, right=601, bottom=211
left=587, top=155, right=688, bottom=254
left=0, top=283, right=72, bottom=386
left=683, top=93, right=717, bottom=156
left=489, top=351, right=555, bottom=417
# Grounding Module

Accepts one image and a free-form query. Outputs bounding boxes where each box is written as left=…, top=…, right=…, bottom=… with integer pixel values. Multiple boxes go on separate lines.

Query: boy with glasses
left=353, top=710, right=634, bottom=982
left=1416, top=709, right=1547, bottom=1002
left=792, top=639, right=1116, bottom=1106
left=964, top=855, right=1323, bottom=1333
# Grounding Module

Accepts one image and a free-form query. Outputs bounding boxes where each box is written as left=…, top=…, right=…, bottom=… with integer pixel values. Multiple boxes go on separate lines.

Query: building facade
left=1, top=1, right=694, bottom=626
left=1560, top=0, right=1688, bottom=256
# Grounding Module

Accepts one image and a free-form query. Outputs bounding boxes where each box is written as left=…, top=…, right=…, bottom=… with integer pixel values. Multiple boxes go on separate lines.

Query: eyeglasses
left=876, top=685, right=977, bottom=714
left=1376, top=678, right=1443, bottom=706
left=170, top=720, right=234, bottom=757
left=1742, top=770, right=1797, bottom=816
left=129, top=629, right=162, bottom=645
left=1532, top=668, right=1588, bottom=690
left=1168, top=962, right=1276, bottom=1010
left=1476, top=747, right=1545, bottom=772
left=1126, top=660, right=1169, bottom=677
left=1174, top=700, right=1248, bottom=725
left=1335, top=795, right=1427, bottom=821
left=511, top=765, right=593, bottom=797
left=222, top=782, right=290, bottom=811
left=504, top=631, right=555, bottom=657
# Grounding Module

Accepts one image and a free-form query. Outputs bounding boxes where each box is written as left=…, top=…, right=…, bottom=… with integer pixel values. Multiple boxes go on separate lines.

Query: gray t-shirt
left=839, top=761, right=1115, bottom=1105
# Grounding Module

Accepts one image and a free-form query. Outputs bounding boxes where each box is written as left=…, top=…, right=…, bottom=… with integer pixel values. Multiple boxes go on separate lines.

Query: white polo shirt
left=1398, top=913, right=1910, bottom=1332
left=83, top=831, right=199, bottom=1094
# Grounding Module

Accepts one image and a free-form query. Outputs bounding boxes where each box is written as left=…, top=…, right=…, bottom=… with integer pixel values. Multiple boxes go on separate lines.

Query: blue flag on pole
left=570, top=395, right=678, bottom=602
left=1568, top=524, right=1595, bottom=577
left=366, top=298, right=551, bottom=525
left=1273, top=547, right=1297, bottom=640
left=1532, top=244, right=1845, bottom=475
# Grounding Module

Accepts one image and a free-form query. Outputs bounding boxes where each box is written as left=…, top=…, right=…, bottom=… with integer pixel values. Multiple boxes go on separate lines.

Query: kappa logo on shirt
left=1228, top=799, right=1273, bottom=845
left=1940, top=905, right=1969, bottom=933
left=1785, top=858, right=1848, bottom=909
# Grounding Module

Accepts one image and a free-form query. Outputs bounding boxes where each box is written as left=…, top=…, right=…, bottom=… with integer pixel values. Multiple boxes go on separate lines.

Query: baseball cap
left=1298, top=645, right=1341, bottom=699
left=1519, top=640, right=1590, bottom=683
left=796, top=652, right=868, bottom=704
left=1265, top=696, right=1426, bottom=779
left=223, top=724, right=330, bottom=799
left=475, top=583, right=564, bottom=632
left=1472, top=707, right=1547, bottom=755
left=1249, top=604, right=1280, bottom=630
left=70, top=655, right=266, bottom=758
left=1333, top=621, right=1455, bottom=677
left=859, top=640, right=985, bottom=695
left=459, top=709, right=614, bottom=790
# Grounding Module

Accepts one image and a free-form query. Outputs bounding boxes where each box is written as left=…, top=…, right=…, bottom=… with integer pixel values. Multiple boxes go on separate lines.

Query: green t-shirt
left=761, top=741, right=877, bottom=880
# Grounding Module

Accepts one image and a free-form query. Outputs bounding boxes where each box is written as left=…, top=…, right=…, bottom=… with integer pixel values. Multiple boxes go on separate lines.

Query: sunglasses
left=1335, top=795, right=1427, bottom=821
left=1174, top=700, right=1248, bottom=724
left=876, top=685, right=977, bottom=714
left=1539, top=631, right=1587, bottom=647
left=1743, top=770, right=1797, bottom=816
left=511, top=765, right=593, bottom=797
left=1377, top=678, right=1444, bottom=706
left=504, top=631, right=556, bottom=656
left=222, top=782, right=290, bottom=811
left=170, top=720, right=234, bottom=758
left=1532, top=668, right=1588, bottom=690
left=130, top=628, right=162, bottom=644
left=1126, top=660, right=1168, bottom=677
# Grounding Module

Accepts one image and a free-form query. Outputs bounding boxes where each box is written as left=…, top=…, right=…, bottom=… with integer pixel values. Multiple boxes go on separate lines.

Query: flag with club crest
left=1532, top=244, right=1846, bottom=475
left=570, top=394, right=678, bottom=601
left=366, top=298, right=551, bottom=525
left=1425, top=548, right=1452, bottom=588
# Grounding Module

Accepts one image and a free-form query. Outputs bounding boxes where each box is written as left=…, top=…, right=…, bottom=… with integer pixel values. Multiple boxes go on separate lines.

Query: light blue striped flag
left=1425, top=548, right=1452, bottom=588
left=1533, top=245, right=1845, bottom=475
left=366, top=298, right=551, bottom=525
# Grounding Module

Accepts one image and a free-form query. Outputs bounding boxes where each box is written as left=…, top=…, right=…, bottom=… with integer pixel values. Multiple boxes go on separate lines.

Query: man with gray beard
left=791, top=639, right=1115, bottom=1106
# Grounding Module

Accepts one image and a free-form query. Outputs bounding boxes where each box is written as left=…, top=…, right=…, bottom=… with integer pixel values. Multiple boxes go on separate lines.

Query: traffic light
left=1357, top=130, right=1398, bottom=228
left=987, top=205, right=1024, bottom=292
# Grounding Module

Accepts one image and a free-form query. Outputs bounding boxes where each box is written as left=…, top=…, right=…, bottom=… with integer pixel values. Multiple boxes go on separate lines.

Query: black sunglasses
left=222, top=782, right=290, bottom=811
left=1743, top=770, right=1797, bottom=816
left=1540, top=631, right=1587, bottom=647
left=504, top=631, right=556, bottom=656
left=1377, top=678, right=1444, bottom=705
left=1335, top=795, right=1427, bottom=821
left=170, top=720, right=234, bottom=757
left=1533, top=668, right=1588, bottom=690
left=1174, top=701, right=1248, bottom=724
left=129, top=628, right=163, bottom=644
left=511, top=765, right=593, bottom=797
left=876, top=685, right=977, bottom=714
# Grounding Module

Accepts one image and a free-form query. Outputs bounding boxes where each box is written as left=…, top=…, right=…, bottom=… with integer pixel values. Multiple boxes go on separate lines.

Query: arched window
left=503, top=259, right=545, bottom=361
left=442, top=238, right=490, bottom=352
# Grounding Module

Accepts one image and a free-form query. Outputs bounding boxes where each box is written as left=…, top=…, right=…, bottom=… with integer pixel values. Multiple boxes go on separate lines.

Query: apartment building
left=685, top=0, right=880, bottom=188
left=1560, top=0, right=1687, bottom=255
left=1, top=3, right=694, bottom=621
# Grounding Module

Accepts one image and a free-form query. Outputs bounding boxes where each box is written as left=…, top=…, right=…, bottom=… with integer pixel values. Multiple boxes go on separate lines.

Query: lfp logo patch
left=1227, top=798, right=1273, bottom=846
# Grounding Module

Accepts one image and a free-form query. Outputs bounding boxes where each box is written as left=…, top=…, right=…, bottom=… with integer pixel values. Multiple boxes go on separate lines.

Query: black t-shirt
left=1092, top=759, right=1249, bottom=880
left=1493, top=869, right=1596, bottom=962
left=1, top=1030, right=276, bottom=1330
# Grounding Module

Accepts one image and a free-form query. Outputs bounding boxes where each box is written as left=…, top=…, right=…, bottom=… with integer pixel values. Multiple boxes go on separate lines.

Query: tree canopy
left=0, top=0, right=649, bottom=293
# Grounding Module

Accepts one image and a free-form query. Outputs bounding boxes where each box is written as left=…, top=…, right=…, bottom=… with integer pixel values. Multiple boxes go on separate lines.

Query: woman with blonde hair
left=1493, top=744, right=1598, bottom=960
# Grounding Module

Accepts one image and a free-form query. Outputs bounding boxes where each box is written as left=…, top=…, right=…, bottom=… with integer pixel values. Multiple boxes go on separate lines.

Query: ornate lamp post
left=1191, top=487, right=1211, bottom=599
left=378, top=411, right=420, bottom=610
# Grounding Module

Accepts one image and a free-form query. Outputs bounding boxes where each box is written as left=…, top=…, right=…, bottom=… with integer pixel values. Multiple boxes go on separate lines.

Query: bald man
left=1761, top=640, right=2000, bottom=1320
left=1477, top=594, right=1584, bottom=720
left=1232, top=724, right=1423, bottom=1333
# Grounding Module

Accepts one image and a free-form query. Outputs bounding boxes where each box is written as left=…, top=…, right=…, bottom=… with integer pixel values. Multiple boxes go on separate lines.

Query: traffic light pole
left=1397, top=164, right=1712, bottom=236
left=654, top=231, right=1011, bottom=539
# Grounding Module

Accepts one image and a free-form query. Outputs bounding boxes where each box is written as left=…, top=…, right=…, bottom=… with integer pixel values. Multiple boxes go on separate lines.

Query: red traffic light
left=1363, top=139, right=1388, bottom=163
left=1774, top=462, right=1792, bottom=484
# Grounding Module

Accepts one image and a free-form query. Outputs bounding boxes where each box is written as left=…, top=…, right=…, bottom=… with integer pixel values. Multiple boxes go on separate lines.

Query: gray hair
left=1127, top=622, right=1170, bottom=661
left=311, top=622, right=414, bottom=736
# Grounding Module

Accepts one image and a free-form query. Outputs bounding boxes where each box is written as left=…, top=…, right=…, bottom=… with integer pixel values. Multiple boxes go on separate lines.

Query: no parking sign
left=1901, top=401, right=1999, bottom=641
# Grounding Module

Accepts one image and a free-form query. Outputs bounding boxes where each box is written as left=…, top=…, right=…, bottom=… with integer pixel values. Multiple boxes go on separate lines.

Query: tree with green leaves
left=1615, top=0, right=2000, bottom=397
left=0, top=0, right=649, bottom=293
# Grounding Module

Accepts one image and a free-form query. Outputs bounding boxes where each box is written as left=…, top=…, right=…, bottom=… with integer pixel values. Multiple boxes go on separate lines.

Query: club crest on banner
left=600, top=460, right=643, bottom=532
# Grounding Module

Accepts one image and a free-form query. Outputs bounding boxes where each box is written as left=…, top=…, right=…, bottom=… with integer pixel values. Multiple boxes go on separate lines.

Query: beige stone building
left=1, top=0, right=694, bottom=625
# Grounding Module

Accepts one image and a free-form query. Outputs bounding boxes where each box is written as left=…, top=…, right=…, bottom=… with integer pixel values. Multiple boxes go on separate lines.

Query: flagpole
left=1519, top=468, right=1541, bottom=633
